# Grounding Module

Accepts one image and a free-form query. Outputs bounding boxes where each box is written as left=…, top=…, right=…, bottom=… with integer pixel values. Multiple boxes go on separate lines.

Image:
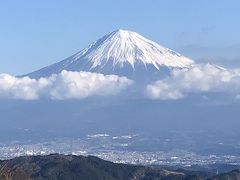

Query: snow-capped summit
left=26, top=29, right=194, bottom=78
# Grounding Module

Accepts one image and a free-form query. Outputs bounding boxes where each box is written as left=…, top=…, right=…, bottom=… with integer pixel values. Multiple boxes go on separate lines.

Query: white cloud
left=0, top=74, right=50, bottom=100
left=146, top=81, right=184, bottom=100
left=147, top=64, right=240, bottom=100
left=0, top=70, right=133, bottom=100
left=49, top=70, right=133, bottom=100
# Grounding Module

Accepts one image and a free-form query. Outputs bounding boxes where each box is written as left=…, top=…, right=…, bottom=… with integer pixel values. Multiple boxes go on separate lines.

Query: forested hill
left=0, top=154, right=239, bottom=180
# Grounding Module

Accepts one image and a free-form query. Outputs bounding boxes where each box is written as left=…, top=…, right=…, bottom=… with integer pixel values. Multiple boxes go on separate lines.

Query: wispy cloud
left=0, top=71, right=133, bottom=100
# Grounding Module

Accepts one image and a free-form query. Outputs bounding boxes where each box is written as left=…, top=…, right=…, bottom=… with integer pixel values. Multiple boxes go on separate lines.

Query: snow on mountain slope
left=26, top=29, right=194, bottom=78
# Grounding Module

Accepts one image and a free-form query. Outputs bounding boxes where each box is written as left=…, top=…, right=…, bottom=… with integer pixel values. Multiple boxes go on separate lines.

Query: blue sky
left=0, top=0, right=240, bottom=75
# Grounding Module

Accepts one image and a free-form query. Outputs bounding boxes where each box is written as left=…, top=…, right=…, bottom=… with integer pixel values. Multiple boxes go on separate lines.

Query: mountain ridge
left=0, top=154, right=215, bottom=180
left=1, top=154, right=240, bottom=180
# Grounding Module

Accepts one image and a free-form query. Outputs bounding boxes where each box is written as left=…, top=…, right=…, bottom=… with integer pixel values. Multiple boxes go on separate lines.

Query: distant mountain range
left=0, top=154, right=239, bottom=180
left=26, top=29, right=194, bottom=79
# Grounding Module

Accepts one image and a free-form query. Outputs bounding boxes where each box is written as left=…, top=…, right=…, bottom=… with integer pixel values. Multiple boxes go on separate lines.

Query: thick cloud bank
left=0, top=70, right=133, bottom=100
left=147, top=64, right=240, bottom=100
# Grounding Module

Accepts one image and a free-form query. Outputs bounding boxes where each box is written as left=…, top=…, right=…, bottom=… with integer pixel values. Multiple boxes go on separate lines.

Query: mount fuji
left=26, top=29, right=194, bottom=79
left=2, top=30, right=240, bottom=153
